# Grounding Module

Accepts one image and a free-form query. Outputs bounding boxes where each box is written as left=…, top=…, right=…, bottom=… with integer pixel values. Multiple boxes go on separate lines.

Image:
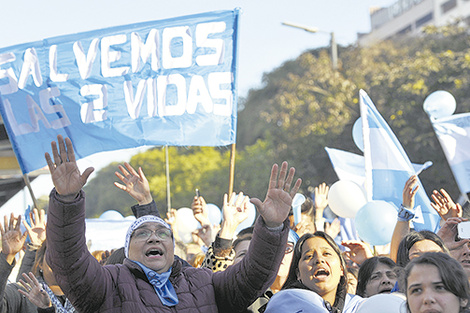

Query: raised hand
left=22, top=208, right=46, bottom=247
left=431, top=188, right=462, bottom=221
left=314, top=182, right=329, bottom=212
left=165, top=209, right=180, bottom=242
left=325, top=218, right=341, bottom=239
left=219, top=192, right=250, bottom=239
left=99, top=250, right=111, bottom=265
left=341, top=240, right=374, bottom=266
left=292, top=214, right=315, bottom=237
left=192, top=224, right=214, bottom=247
left=402, top=175, right=419, bottom=209
left=18, top=272, right=52, bottom=309
left=437, top=217, right=469, bottom=251
left=251, top=162, right=302, bottom=228
left=191, top=195, right=210, bottom=226
left=45, top=135, right=94, bottom=200
left=0, top=214, right=27, bottom=264
left=114, top=162, right=152, bottom=205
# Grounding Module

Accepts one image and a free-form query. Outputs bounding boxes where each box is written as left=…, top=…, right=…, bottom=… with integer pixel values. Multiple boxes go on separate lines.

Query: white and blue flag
left=325, top=147, right=365, bottom=187
left=359, top=90, right=440, bottom=231
left=325, top=147, right=430, bottom=188
left=431, top=113, right=470, bottom=195
left=0, top=9, right=240, bottom=173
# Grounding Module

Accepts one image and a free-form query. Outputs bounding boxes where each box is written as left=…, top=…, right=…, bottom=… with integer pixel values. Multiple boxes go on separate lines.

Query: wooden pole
left=22, top=174, right=39, bottom=210
left=165, top=146, right=171, bottom=212
left=228, top=143, right=236, bottom=196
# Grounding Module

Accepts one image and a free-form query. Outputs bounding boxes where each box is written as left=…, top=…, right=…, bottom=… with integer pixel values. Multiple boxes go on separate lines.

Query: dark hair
left=105, top=247, right=126, bottom=265
left=396, top=230, right=448, bottom=268
left=232, top=227, right=254, bottom=250
left=401, top=252, right=469, bottom=313
left=282, top=231, right=348, bottom=309
left=32, top=241, right=47, bottom=277
left=356, top=256, right=396, bottom=297
left=301, top=197, right=314, bottom=215
left=347, top=267, right=359, bottom=280
left=289, top=197, right=314, bottom=216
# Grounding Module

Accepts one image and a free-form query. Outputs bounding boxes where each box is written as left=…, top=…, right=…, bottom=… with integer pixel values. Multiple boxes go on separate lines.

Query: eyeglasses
left=132, top=228, right=172, bottom=241
left=285, top=242, right=294, bottom=254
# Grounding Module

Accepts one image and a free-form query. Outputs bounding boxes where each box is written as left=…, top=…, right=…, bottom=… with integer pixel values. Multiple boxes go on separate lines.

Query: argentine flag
left=359, top=90, right=440, bottom=231
left=431, top=113, right=470, bottom=195
left=325, top=147, right=429, bottom=188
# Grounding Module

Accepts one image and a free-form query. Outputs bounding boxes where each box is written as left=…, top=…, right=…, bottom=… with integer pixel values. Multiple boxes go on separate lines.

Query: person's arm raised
left=390, top=175, right=417, bottom=262
left=251, top=161, right=302, bottom=228
left=114, top=162, right=153, bottom=206
left=431, top=188, right=462, bottom=221
left=114, top=162, right=161, bottom=218
left=45, top=135, right=94, bottom=201
left=45, top=135, right=107, bottom=312
left=0, top=214, right=27, bottom=265
left=213, top=161, right=302, bottom=311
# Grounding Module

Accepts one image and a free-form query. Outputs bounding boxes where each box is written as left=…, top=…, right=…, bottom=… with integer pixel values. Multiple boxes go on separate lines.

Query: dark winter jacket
left=46, top=189, right=288, bottom=313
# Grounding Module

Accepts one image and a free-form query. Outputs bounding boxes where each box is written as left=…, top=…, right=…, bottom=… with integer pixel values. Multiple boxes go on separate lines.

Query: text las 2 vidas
left=0, top=21, right=234, bottom=137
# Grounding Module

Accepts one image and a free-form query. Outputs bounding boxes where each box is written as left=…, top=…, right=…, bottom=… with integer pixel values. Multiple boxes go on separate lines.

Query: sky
left=0, top=0, right=396, bottom=215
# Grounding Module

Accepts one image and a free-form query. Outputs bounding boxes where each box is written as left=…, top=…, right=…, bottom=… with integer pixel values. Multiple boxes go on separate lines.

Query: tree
left=85, top=23, right=470, bottom=218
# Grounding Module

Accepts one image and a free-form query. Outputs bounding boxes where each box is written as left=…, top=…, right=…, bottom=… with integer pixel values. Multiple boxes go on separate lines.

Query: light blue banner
left=360, top=90, right=440, bottom=232
left=0, top=9, right=240, bottom=173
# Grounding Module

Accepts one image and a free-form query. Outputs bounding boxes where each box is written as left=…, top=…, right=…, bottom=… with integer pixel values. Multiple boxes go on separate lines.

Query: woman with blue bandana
left=43, top=135, right=301, bottom=313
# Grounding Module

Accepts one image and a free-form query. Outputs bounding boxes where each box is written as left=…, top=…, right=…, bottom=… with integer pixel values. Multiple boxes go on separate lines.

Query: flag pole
left=22, top=174, right=39, bottom=210
left=228, top=143, right=236, bottom=196
left=165, top=145, right=171, bottom=212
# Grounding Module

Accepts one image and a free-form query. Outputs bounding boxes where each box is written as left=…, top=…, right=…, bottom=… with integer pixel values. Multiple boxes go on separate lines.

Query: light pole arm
left=282, top=22, right=319, bottom=33
left=282, top=21, right=338, bottom=70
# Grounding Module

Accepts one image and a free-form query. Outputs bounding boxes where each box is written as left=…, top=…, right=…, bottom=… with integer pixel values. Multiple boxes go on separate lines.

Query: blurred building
left=358, top=0, right=470, bottom=45
left=0, top=117, right=45, bottom=207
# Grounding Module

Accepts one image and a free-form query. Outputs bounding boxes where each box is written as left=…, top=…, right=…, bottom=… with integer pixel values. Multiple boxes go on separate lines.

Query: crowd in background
left=1, top=135, right=470, bottom=313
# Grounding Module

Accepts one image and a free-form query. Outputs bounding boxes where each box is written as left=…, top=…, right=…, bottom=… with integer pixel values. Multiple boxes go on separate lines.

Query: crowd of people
left=1, top=134, right=469, bottom=313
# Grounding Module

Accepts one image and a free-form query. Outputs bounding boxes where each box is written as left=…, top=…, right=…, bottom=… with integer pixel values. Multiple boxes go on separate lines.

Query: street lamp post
left=282, top=21, right=338, bottom=70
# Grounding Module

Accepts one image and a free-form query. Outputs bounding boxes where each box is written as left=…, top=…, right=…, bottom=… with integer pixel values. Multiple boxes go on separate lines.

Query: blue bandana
left=132, top=261, right=179, bottom=307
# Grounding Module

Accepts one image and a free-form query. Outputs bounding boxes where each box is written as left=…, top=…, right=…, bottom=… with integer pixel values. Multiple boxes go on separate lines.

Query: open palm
left=45, top=135, right=93, bottom=198
left=251, top=162, right=302, bottom=228
left=1, top=214, right=27, bottom=257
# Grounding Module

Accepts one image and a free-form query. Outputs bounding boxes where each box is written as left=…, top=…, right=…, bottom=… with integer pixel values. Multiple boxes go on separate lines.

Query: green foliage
left=86, top=23, right=470, bottom=217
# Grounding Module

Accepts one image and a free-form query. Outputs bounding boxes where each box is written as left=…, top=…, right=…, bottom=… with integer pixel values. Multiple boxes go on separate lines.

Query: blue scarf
left=133, top=261, right=179, bottom=307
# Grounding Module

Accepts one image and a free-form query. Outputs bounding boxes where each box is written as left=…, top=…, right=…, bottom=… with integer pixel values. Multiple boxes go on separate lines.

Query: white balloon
left=99, top=210, right=124, bottom=220
left=206, top=203, right=222, bottom=225
left=175, top=207, right=199, bottom=243
left=352, top=117, right=364, bottom=152
left=356, top=294, right=406, bottom=313
left=327, top=180, right=367, bottom=218
left=235, top=201, right=256, bottom=235
left=423, top=90, right=456, bottom=119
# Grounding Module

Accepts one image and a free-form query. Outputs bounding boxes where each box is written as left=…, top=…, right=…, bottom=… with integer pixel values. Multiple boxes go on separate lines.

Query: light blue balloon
left=355, top=201, right=397, bottom=246
left=423, top=90, right=456, bottom=119
left=352, top=118, right=364, bottom=152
